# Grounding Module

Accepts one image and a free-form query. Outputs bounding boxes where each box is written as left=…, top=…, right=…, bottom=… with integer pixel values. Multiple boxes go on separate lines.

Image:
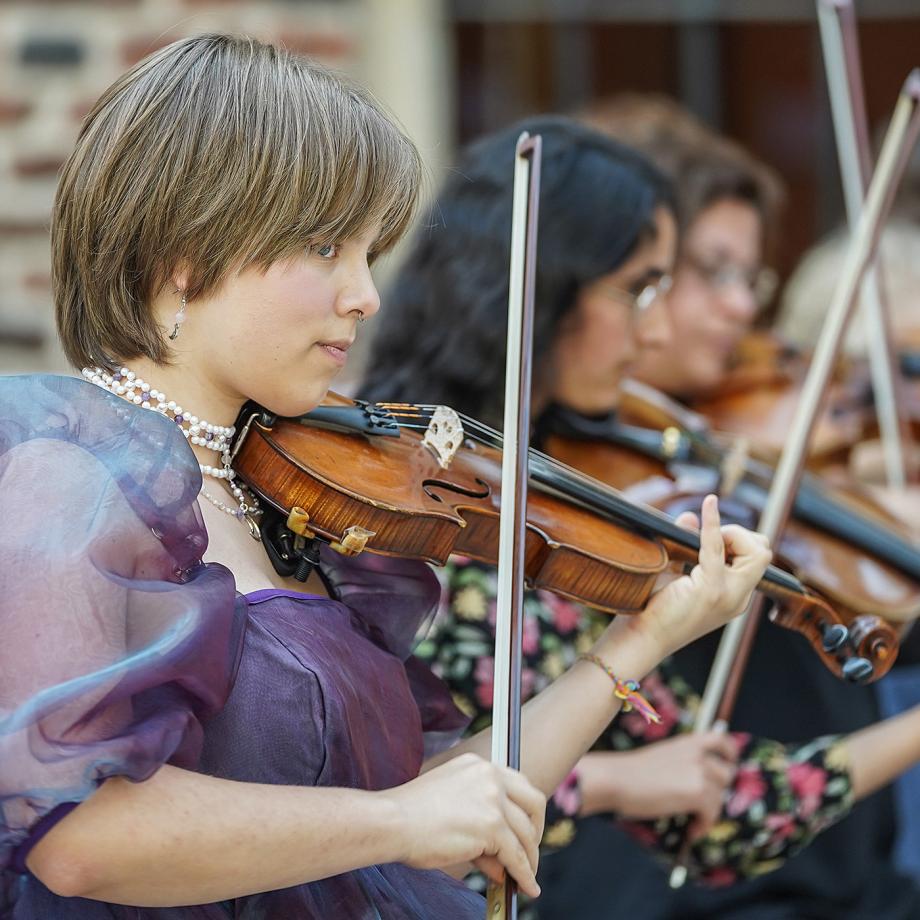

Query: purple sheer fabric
left=0, top=375, right=479, bottom=919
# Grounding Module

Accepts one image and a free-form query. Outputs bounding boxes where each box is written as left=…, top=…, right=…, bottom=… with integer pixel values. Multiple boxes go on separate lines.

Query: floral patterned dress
left=415, top=557, right=853, bottom=907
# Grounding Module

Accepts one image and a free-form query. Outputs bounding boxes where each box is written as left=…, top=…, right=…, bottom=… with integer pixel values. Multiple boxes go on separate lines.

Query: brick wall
left=0, top=0, right=398, bottom=375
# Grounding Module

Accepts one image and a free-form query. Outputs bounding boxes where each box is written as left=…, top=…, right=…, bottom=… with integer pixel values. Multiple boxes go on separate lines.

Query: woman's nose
left=636, top=297, right=672, bottom=350
left=338, top=260, right=381, bottom=320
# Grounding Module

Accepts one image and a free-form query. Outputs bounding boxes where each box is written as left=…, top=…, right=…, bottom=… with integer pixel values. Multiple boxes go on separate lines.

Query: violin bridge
left=421, top=405, right=464, bottom=469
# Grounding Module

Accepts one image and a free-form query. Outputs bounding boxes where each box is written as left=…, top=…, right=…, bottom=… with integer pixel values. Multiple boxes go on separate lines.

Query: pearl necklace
left=82, top=366, right=262, bottom=539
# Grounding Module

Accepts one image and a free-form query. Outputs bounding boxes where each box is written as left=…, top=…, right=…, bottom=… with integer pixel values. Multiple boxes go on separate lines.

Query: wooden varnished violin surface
left=669, top=331, right=877, bottom=471
left=230, top=392, right=896, bottom=684
left=538, top=383, right=920, bottom=683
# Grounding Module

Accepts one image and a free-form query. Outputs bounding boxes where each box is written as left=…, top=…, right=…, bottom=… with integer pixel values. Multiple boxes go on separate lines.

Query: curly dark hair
left=359, top=116, right=674, bottom=427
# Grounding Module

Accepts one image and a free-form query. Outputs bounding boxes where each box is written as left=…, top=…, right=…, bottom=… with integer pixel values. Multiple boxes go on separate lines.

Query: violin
left=230, top=391, right=896, bottom=684
left=536, top=382, right=920, bottom=673
left=679, top=331, right=920, bottom=480
left=680, top=331, right=877, bottom=471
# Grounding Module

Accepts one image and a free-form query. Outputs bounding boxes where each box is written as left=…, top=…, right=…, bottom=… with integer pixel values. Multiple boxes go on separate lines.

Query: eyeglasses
left=682, top=252, right=778, bottom=307
left=599, top=273, right=673, bottom=316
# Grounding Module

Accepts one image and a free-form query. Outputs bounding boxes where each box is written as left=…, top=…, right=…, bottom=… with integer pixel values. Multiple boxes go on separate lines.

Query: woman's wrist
left=589, top=614, right=667, bottom=682
left=576, top=752, right=626, bottom=817
left=369, top=786, right=418, bottom=867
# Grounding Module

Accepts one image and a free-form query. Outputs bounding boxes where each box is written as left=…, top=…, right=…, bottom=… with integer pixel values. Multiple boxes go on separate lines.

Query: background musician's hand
left=386, top=752, right=545, bottom=898
left=577, top=733, right=739, bottom=840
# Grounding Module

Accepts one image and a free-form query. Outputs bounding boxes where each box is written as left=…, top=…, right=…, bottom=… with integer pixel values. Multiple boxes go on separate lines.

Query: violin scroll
left=768, top=590, right=897, bottom=683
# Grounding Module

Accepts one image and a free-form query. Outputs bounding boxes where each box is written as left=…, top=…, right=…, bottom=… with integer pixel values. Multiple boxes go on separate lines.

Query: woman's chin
left=257, top=383, right=331, bottom=419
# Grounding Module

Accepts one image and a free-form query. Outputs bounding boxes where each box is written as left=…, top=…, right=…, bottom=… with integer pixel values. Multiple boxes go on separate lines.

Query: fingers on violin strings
left=698, top=494, right=726, bottom=569
left=720, top=523, right=772, bottom=571
left=673, top=509, right=701, bottom=532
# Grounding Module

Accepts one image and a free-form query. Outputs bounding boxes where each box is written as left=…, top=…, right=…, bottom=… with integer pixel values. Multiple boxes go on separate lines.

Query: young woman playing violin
left=0, top=35, right=774, bottom=920
left=360, top=114, right=920, bottom=919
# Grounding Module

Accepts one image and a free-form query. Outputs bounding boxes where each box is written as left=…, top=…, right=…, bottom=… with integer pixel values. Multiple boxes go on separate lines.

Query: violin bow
left=487, top=131, right=542, bottom=920
left=818, top=0, right=915, bottom=487
left=670, top=69, right=920, bottom=889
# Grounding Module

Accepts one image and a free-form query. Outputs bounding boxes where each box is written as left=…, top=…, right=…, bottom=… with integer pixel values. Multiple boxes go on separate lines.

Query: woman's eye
left=315, top=243, right=339, bottom=259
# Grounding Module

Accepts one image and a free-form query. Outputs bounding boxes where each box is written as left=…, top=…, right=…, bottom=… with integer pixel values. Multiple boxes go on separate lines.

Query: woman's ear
left=170, top=264, right=191, bottom=294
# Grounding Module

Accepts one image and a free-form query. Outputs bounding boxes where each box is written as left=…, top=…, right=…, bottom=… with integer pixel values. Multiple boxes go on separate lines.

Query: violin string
left=378, top=402, right=704, bottom=544
left=371, top=401, right=804, bottom=594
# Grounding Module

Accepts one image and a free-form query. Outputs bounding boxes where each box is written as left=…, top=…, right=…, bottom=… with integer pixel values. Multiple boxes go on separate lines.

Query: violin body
left=539, top=384, right=920, bottom=680
left=234, top=392, right=670, bottom=614
left=642, top=332, right=877, bottom=470
left=232, top=392, right=896, bottom=682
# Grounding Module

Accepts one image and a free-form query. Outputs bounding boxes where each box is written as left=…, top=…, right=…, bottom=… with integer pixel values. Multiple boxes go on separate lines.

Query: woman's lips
left=317, top=340, right=352, bottom=366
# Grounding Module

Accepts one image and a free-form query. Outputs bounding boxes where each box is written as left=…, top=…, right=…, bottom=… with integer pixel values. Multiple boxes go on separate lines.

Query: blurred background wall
left=2, top=0, right=919, bottom=376
left=0, top=0, right=455, bottom=374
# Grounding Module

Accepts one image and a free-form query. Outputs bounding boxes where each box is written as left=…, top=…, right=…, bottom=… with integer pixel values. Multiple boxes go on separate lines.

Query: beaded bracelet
left=579, top=654, right=662, bottom=725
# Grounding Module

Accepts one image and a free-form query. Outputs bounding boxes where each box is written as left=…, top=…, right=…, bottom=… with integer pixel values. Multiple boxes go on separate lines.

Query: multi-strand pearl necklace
left=82, top=366, right=262, bottom=537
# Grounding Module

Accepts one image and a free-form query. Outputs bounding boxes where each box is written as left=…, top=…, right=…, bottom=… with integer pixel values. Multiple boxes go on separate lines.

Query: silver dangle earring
left=169, top=293, right=187, bottom=341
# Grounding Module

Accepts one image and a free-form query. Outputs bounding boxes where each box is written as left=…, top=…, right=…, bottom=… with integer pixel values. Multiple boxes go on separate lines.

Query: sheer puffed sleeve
left=0, top=375, right=246, bottom=873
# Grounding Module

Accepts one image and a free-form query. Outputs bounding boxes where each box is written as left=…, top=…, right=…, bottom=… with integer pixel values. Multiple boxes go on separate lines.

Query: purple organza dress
left=0, top=375, right=482, bottom=919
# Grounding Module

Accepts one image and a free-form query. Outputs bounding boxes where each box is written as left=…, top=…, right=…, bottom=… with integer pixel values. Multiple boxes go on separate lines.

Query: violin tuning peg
left=841, top=657, right=874, bottom=684
left=821, top=623, right=849, bottom=653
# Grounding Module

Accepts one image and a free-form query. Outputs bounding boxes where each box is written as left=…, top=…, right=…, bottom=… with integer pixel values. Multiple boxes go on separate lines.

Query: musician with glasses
left=580, top=93, right=784, bottom=403
left=534, top=92, right=920, bottom=920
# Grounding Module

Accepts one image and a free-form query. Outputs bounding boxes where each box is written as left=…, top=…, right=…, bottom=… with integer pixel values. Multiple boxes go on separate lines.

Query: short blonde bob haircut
left=53, top=33, right=422, bottom=369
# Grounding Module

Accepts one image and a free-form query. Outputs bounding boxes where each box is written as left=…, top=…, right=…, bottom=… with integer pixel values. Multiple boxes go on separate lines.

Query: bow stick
left=486, top=131, right=542, bottom=920
left=818, top=0, right=915, bottom=486
left=670, top=69, right=920, bottom=889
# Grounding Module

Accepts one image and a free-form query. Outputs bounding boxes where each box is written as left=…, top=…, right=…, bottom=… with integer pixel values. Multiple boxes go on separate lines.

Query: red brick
left=71, top=98, right=96, bottom=122
left=0, top=99, right=31, bottom=124
left=0, top=220, right=49, bottom=237
left=121, top=35, right=178, bottom=67
left=23, top=272, right=52, bottom=292
left=279, top=31, right=353, bottom=60
left=13, top=156, right=66, bottom=178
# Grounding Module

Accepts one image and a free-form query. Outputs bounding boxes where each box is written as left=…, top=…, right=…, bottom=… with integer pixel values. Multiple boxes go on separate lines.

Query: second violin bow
left=670, top=68, right=920, bottom=890
left=818, top=0, right=916, bottom=487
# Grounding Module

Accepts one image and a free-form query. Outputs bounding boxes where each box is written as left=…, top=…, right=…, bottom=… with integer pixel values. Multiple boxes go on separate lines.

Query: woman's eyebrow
left=628, top=266, right=666, bottom=288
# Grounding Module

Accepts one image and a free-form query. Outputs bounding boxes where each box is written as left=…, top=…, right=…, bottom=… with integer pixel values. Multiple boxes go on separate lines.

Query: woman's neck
left=116, top=357, right=244, bottom=470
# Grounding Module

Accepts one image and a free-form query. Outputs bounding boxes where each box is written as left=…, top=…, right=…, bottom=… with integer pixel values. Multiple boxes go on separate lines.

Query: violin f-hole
left=423, top=477, right=491, bottom=503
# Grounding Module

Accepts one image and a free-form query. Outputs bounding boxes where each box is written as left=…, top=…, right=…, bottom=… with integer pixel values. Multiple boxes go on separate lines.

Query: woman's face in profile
left=632, top=197, right=765, bottom=398
left=179, top=227, right=381, bottom=418
left=547, top=205, right=677, bottom=415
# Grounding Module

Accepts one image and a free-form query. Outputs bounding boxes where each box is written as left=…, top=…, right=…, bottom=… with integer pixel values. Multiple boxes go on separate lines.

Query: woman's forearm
left=429, top=621, right=660, bottom=798
left=846, top=702, right=920, bottom=801
left=27, top=764, right=404, bottom=906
